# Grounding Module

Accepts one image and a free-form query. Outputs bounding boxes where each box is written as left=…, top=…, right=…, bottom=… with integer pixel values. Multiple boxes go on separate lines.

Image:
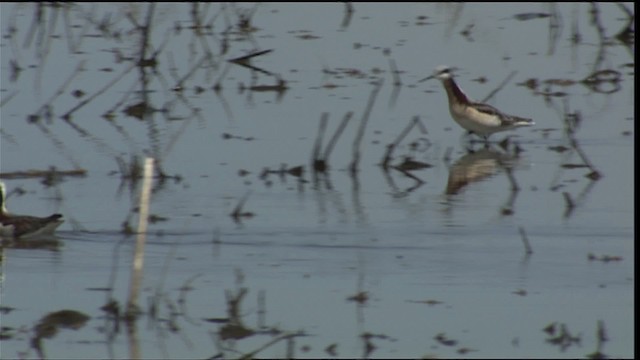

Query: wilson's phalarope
left=420, top=65, right=534, bottom=141
left=0, top=182, right=64, bottom=239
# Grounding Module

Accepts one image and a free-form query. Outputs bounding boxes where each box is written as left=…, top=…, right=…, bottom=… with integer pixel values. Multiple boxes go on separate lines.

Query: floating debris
left=248, top=78, right=289, bottom=93
left=561, top=163, right=589, bottom=169
left=34, top=310, right=90, bottom=336
left=406, top=299, right=443, bottom=306
left=434, top=332, right=458, bottom=347
left=203, top=317, right=229, bottom=324
left=361, top=332, right=395, bottom=358
left=581, top=69, right=622, bottom=94
left=148, top=214, right=168, bottom=224
left=297, top=33, right=321, bottom=40
left=585, top=171, right=602, bottom=181
left=543, top=322, right=557, bottom=336
left=581, top=69, right=621, bottom=85
left=222, top=132, right=255, bottom=141
left=519, top=78, right=539, bottom=90
left=325, top=343, right=338, bottom=357
left=0, top=306, right=15, bottom=314
left=512, top=289, right=528, bottom=296
left=545, top=78, right=577, bottom=86
left=587, top=253, right=623, bottom=263
left=394, top=157, right=432, bottom=171
left=259, top=164, right=305, bottom=181
left=0, top=326, right=15, bottom=340
left=347, top=291, right=369, bottom=304
left=123, top=101, right=151, bottom=120
left=543, top=322, right=581, bottom=351
left=71, top=89, right=85, bottom=98
left=219, top=322, right=255, bottom=340
left=513, top=12, right=551, bottom=21
left=547, top=145, right=570, bottom=153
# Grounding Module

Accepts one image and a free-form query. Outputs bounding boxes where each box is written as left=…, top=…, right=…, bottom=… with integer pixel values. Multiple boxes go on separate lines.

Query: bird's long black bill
left=418, top=75, right=435, bottom=83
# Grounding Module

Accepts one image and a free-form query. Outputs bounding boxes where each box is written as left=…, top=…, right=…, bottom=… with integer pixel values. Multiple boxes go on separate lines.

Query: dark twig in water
left=0, top=90, right=18, bottom=108
left=322, top=111, right=353, bottom=164
left=500, top=186, right=518, bottom=216
left=500, top=158, right=520, bottom=192
left=228, top=49, right=273, bottom=64
left=0, top=168, right=86, bottom=180
left=257, top=289, right=266, bottom=329
left=238, top=331, right=308, bottom=360
left=381, top=116, right=428, bottom=169
left=588, top=3, right=607, bottom=72
left=481, top=70, right=517, bottom=103
left=586, top=320, right=609, bottom=359
left=581, top=69, right=622, bottom=94
left=395, top=168, right=425, bottom=185
left=341, top=2, right=355, bottom=29
left=228, top=49, right=275, bottom=77
left=389, top=58, right=402, bottom=87
left=518, top=226, right=533, bottom=255
left=177, top=274, right=202, bottom=326
left=311, top=111, right=354, bottom=174
left=614, top=3, right=634, bottom=47
left=569, top=137, right=599, bottom=180
left=230, top=191, right=254, bottom=223
left=61, top=61, right=136, bottom=121
left=562, top=191, right=575, bottom=218
left=29, top=60, right=86, bottom=122
left=562, top=101, right=602, bottom=180
left=546, top=3, right=562, bottom=56
left=312, top=113, right=329, bottom=172
left=350, top=80, right=384, bottom=176
left=387, top=57, right=403, bottom=108
left=442, top=146, right=454, bottom=165
left=175, top=54, right=213, bottom=90
left=138, top=3, right=155, bottom=64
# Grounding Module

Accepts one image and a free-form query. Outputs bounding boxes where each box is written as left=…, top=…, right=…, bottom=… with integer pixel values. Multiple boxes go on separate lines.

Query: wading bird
left=420, top=65, right=534, bottom=141
left=0, top=182, right=64, bottom=239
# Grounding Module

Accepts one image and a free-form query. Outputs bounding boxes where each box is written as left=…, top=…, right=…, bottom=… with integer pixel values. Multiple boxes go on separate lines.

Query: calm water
left=0, top=3, right=634, bottom=359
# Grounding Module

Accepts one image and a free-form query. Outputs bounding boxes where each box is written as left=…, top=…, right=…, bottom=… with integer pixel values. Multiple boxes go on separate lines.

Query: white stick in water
left=126, top=157, right=154, bottom=317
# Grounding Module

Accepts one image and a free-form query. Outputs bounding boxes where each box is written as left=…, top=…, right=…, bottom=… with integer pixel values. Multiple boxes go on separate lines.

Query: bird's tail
left=513, top=116, right=534, bottom=127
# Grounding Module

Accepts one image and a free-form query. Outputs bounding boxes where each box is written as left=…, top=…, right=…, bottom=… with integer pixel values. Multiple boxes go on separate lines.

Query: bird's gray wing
left=470, top=101, right=532, bottom=125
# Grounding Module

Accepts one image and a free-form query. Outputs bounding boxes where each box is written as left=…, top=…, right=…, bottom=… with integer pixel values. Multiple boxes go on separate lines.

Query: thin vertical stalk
left=126, top=157, right=154, bottom=318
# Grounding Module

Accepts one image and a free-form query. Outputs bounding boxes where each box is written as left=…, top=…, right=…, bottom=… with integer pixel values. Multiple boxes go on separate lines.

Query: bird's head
left=419, top=65, right=456, bottom=83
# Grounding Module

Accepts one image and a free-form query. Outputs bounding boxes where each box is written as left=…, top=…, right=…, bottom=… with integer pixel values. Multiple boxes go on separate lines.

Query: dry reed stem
left=126, top=157, right=154, bottom=318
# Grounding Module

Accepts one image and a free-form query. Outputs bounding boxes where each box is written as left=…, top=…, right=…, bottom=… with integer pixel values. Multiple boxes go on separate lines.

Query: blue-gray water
left=1, top=3, right=633, bottom=359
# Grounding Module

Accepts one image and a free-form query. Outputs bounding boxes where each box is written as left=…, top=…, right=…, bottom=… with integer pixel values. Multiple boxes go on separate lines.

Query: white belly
left=450, top=105, right=502, bottom=135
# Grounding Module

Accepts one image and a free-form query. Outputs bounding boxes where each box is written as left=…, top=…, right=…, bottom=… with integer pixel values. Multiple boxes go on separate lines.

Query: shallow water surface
left=0, top=3, right=634, bottom=359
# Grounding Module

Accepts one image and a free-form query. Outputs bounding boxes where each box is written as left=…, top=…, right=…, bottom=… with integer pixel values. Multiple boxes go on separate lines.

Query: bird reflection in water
left=445, top=143, right=522, bottom=196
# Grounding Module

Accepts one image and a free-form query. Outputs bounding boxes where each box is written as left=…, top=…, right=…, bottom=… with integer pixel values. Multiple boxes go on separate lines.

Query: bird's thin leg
left=467, top=131, right=486, bottom=145
left=464, top=141, right=475, bottom=153
left=460, top=131, right=473, bottom=148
